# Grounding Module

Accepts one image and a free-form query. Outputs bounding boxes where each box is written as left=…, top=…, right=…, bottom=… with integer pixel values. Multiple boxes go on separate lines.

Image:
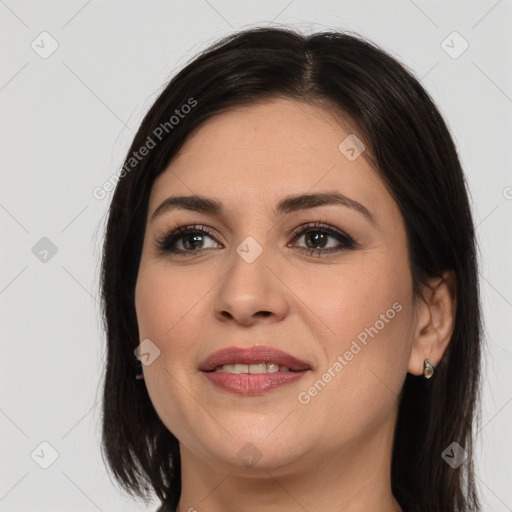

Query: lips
left=198, top=346, right=311, bottom=372
left=199, top=345, right=311, bottom=396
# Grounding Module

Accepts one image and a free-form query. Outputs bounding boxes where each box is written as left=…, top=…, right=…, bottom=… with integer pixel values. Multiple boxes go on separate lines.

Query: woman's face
left=135, top=98, right=419, bottom=474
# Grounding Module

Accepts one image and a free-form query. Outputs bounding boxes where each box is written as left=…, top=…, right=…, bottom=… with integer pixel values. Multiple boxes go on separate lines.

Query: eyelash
left=155, top=221, right=358, bottom=257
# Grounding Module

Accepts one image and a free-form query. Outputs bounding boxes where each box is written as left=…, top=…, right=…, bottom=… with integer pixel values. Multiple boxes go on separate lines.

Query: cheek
left=134, top=267, right=205, bottom=440
left=134, top=265, right=213, bottom=395
left=135, top=272, right=166, bottom=341
left=294, top=256, right=414, bottom=410
left=135, top=264, right=203, bottom=341
left=292, top=256, right=411, bottom=353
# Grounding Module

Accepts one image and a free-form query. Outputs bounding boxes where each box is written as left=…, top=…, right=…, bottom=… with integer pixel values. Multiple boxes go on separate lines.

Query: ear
left=407, top=270, right=457, bottom=376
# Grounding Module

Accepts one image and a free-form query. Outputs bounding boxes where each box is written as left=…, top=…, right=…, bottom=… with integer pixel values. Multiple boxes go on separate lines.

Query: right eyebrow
left=151, top=195, right=222, bottom=222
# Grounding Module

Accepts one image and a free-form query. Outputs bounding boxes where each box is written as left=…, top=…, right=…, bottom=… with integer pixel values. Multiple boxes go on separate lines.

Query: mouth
left=211, top=362, right=298, bottom=373
left=198, top=346, right=311, bottom=395
left=198, top=345, right=312, bottom=372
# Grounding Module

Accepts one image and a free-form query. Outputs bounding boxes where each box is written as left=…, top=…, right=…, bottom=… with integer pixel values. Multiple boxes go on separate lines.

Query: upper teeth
left=214, top=363, right=291, bottom=373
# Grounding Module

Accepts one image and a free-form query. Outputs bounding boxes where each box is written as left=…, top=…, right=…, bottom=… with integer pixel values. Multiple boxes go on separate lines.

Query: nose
left=212, top=246, right=290, bottom=326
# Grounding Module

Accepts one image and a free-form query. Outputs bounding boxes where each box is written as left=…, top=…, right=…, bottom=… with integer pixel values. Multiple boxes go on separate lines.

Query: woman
left=100, top=26, right=483, bottom=512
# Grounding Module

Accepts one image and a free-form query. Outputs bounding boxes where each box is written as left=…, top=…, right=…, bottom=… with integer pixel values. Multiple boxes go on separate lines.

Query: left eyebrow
left=275, top=191, right=376, bottom=225
left=151, top=191, right=376, bottom=225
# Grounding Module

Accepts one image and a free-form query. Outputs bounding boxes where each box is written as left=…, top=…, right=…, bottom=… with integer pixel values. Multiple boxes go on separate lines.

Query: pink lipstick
left=199, top=346, right=311, bottom=396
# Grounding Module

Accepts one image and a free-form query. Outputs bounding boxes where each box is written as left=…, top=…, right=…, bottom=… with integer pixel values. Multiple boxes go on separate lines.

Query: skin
left=134, top=98, right=456, bottom=512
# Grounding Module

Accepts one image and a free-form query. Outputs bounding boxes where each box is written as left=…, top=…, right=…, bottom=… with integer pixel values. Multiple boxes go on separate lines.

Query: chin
left=198, top=427, right=308, bottom=473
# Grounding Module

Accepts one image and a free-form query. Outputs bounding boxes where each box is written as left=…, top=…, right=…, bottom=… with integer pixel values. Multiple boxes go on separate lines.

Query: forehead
left=148, top=98, right=395, bottom=222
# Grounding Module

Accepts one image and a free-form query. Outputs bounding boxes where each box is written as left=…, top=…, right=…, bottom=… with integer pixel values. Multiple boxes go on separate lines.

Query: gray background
left=1, top=0, right=511, bottom=510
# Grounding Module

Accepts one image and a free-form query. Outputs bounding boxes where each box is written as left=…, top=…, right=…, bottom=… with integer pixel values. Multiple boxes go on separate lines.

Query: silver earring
left=423, top=359, right=435, bottom=379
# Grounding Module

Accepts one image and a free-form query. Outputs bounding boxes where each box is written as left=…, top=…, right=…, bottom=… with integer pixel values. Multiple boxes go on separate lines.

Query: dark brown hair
left=99, top=26, right=483, bottom=512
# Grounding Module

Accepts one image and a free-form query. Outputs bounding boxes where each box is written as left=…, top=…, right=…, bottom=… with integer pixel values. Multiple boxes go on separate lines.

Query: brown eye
left=156, top=224, right=221, bottom=255
left=155, top=221, right=357, bottom=258
left=290, top=222, right=357, bottom=255
left=303, top=231, right=329, bottom=249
